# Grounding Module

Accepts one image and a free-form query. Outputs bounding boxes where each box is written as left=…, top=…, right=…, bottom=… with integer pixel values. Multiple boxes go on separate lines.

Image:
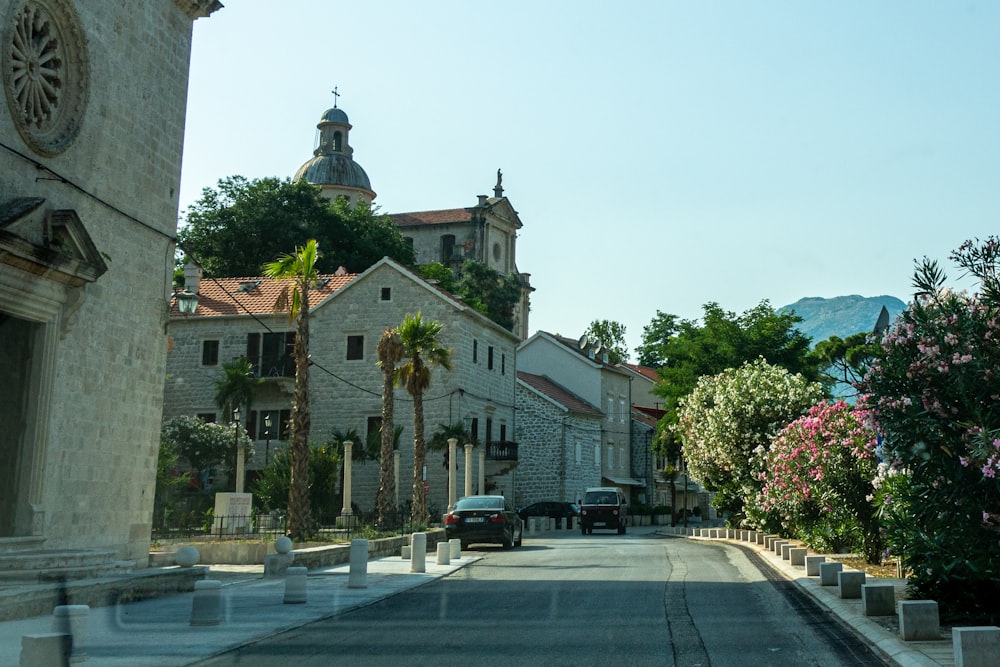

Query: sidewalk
left=679, top=530, right=954, bottom=667
left=1, top=553, right=479, bottom=666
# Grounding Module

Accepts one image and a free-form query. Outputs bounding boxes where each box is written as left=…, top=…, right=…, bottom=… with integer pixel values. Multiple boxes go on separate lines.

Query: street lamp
left=174, top=289, right=199, bottom=315
left=264, top=413, right=272, bottom=465
left=233, top=406, right=245, bottom=493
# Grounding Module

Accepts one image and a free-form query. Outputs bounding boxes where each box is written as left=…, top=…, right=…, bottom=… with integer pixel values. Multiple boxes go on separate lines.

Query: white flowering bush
left=675, top=358, right=824, bottom=523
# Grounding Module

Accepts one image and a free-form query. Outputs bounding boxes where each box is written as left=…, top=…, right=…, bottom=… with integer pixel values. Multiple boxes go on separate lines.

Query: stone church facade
left=0, top=0, right=219, bottom=564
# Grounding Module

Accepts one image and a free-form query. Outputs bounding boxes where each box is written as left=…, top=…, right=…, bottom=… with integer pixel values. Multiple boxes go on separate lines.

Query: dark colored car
left=579, top=486, right=628, bottom=535
left=445, top=495, right=523, bottom=549
left=516, top=501, right=580, bottom=524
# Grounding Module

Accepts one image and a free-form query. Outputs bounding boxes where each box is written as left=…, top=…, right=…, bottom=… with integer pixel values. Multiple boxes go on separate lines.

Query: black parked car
left=445, top=495, right=523, bottom=549
left=517, top=501, right=580, bottom=524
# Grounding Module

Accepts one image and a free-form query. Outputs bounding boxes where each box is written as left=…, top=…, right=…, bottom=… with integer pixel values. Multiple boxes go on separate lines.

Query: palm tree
left=214, top=357, right=261, bottom=492
left=376, top=326, right=403, bottom=527
left=263, top=239, right=321, bottom=540
left=396, top=312, right=452, bottom=525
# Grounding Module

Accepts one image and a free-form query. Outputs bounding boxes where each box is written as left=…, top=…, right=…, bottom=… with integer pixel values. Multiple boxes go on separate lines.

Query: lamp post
left=264, top=413, right=272, bottom=465
left=233, top=406, right=245, bottom=494
left=174, top=289, right=199, bottom=315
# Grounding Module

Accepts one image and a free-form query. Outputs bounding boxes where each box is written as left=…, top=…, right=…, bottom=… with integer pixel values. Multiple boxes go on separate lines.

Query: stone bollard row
left=899, top=600, right=940, bottom=641
left=349, top=539, right=369, bottom=589
left=449, top=538, right=462, bottom=560
left=436, top=542, right=450, bottom=565
left=862, top=584, right=895, bottom=616
left=191, top=579, right=223, bottom=625
left=410, top=532, right=427, bottom=573
left=953, top=626, right=1000, bottom=665
left=284, top=567, right=308, bottom=604
left=51, top=604, right=88, bottom=662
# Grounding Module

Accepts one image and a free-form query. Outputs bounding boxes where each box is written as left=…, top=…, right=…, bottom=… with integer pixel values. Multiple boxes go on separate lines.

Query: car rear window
left=455, top=497, right=503, bottom=510
left=584, top=491, right=618, bottom=504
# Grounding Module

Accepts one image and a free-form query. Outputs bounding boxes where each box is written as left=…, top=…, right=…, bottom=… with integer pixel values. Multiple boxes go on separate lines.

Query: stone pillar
left=464, top=443, right=474, bottom=498
left=862, top=584, right=895, bottom=616
left=447, top=438, right=458, bottom=511
left=51, top=605, right=88, bottom=662
left=838, top=571, right=866, bottom=599
left=953, top=626, right=1000, bottom=665
left=805, top=555, right=826, bottom=576
left=348, top=539, right=369, bottom=589
left=394, top=451, right=401, bottom=506
left=436, top=542, right=450, bottom=565
left=284, top=567, right=307, bottom=604
left=410, top=532, right=427, bottom=573
left=789, top=547, right=807, bottom=566
left=478, top=449, right=486, bottom=495
left=190, top=580, right=222, bottom=625
left=342, top=441, right=354, bottom=517
left=819, top=561, right=843, bottom=586
left=899, top=600, right=940, bottom=641
left=450, top=538, right=462, bottom=560
left=19, top=634, right=71, bottom=667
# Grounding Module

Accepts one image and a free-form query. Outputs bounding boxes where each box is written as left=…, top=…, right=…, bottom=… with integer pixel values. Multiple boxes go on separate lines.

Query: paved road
left=194, top=530, right=888, bottom=666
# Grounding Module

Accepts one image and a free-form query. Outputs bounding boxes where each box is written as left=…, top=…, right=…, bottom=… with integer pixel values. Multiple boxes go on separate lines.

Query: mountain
left=779, top=295, right=907, bottom=346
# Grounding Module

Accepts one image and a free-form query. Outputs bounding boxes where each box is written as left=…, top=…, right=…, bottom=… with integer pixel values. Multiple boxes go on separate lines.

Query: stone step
left=0, top=549, right=118, bottom=572
left=0, top=559, right=136, bottom=584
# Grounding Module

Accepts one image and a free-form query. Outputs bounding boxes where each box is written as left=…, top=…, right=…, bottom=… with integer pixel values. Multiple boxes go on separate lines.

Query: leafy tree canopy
left=178, top=176, right=414, bottom=278
left=643, top=301, right=819, bottom=455
left=584, top=319, right=629, bottom=365
left=808, top=331, right=880, bottom=396
left=417, top=260, right=522, bottom=332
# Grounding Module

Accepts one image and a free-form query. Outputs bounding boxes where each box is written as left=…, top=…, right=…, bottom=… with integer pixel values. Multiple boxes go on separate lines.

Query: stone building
left=0, top=0, right=220, bottom=565
left=516, top=332, right=641, bottom=502
left=515, top=372, right=604, bottom=506
left=291, top=100, right=533, bottom=341
left=164, top=257, right=521, bottom=515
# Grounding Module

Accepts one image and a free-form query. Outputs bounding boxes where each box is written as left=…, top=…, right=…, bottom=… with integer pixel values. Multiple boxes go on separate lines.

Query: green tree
left=376, top=327, right=404, bottom=526
left=396, top=312, right=452, bottom=525
left=456, top=260, right=523, bottom=331
left=635, top=310, right=678, bottom=368
left=675, top=358, right=824, bottom=524
left=808, top=332, right=881, bottom=397
left=153, top=434, right=191, bottom=530
left=647, top=301, right=818, bottom=457
left=214, top=357, right=262, bottom=491
left=584, top=319, right=629, bottom=364
left=428, top=421, right=474, bottom=473
left=160, top=415, right=249, bottom=483
left=263, top=239, right=321, bottom=540
left=251, top=441, right=341, bottom=521
left=179, top=176, right=414, bottom=277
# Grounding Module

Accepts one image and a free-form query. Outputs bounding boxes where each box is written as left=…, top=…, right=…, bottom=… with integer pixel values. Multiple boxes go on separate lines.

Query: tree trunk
left=376, top=366, right=397, bottom=527
left=287, top=287, right=313, bottom=540
left=411, top=391, right=428, bottom=525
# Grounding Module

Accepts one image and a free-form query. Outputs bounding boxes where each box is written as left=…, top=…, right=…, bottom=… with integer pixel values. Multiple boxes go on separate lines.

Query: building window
left=486, top=417, right=493, bottom=443
left=488, top=346, right=494, bottom=370
left=575, top=442, right=582, bottom=464
left=619, top=447, right=625, bottom=468
left=473, top=340, right=478, bottom=363
left=380, top=287, right=391, bottom=301
left=470, top=418, right=479, bottom=442
left=594, top=445, right=601, bottom=466
left=620, top=399, right=626, bottom=423
left=607, top=398, right=614, bottom=422
left=346, top=335, right=364, bottom=360
left=499, top=423, right=506, bottom=441
left=333, top=130, right=343, bottom=151
left=367, top=416, right=382, bottom=443
left=196, top=412, right=216, bottom=424
left=608, top=445, right=614, bottom=468
left=441, top=234, right=456, bottom=262
left=201, top=340, right=219, bottom=366
left=403, top=237, right=413, bottom=249
left=501, top=353, right=505, bottom=375
left=247, top=332, right=295, bottom=377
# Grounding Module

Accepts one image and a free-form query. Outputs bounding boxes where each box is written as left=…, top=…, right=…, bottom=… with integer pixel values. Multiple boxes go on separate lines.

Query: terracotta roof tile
left=170, top=273, right=357, bottom=318
left=517, top=371, right=603, bottom=417
left=624, top=363, right=660, bottom=382
left=390, top=208, right=472, bottom=227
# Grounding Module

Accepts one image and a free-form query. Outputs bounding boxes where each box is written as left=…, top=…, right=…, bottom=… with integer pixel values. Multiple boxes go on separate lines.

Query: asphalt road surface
left=195, top=528, right=888, bottom=666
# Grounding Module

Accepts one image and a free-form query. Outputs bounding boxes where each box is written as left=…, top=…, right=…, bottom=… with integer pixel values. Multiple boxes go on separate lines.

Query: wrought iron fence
left=152, top=508, right=414, bottom=541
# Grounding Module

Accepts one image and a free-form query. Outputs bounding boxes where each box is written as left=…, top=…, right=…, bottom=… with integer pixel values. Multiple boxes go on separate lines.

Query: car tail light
left=488, top=512, right=504, bottom=524
left=445, top=513, right=459, bottom=525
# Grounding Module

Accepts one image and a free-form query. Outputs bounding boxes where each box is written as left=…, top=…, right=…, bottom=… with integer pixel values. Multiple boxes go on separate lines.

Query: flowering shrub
left=754, top=400, right=883, bottom=563
left=859, top=238, right=1000, bottom=621
left=161, top=415, right=253, bottom=483
left=675, top=358, right=824, bottom=523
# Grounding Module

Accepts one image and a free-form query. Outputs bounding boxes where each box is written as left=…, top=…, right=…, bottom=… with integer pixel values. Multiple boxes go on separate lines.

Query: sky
left=178, top=1, right=1000, bottom=360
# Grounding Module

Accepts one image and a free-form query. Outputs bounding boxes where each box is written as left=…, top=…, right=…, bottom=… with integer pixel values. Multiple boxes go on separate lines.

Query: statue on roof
left=494, top=169, right=504, bottom=198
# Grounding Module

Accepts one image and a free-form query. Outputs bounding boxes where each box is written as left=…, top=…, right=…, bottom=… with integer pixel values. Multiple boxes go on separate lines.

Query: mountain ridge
left=779, top=294, right=907, bottom=345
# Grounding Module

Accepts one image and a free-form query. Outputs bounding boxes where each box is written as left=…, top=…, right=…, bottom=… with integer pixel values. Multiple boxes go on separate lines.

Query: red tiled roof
left=390, top=208, right=472, bottom=227
left=517, top=371, right=603, bottom=417
left=170, top=273, right=357, bottom=318
left=624, top=363, right=660, bottom=382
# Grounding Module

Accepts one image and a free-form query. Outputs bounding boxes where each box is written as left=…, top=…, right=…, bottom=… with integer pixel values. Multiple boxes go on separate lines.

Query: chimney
left=477, top=194, right=488, bottom=206
left=183, top=260, right=203, bottom=294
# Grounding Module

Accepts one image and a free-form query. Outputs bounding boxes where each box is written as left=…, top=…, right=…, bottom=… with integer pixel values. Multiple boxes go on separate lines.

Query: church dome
left=294, top=154, right=372, bottom=191
left=293, top=102, right=376, bottom=202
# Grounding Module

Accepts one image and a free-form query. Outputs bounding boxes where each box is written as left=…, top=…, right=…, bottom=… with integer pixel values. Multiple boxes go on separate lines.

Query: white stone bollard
left=773, top=540, right=788, bottom=555
left=805, top=555, right=826, bottom=576
left=838, top=571, right=866, bottom=599
left=51, top=604, right=88, bottom=662
left=953, top=626, right=1000, bottom=666
left=265, top=537, right=295, bottom=577
left=789, top=547, right=808, bottom=567
left=190, top=579, right=222, bottom=625
left=175, top=545, right=200, bottom=567
left=780, top=543, right=793, bottom=560
left=862, top=584, right=895, bottom=616
left=436, top=542, right=451, bottom=565
left=899, top=600, right=940, bottom=641
left=401, top=545, right=411, bottom=560
left=349, top=539, right=369, bottom=589
left=410, top=533, right=427, bottom=573
left=284, top=566, right=308, bottom=604
left=20, top=633, right=71, bottom=667
left=819, top=561, right=843, bottom=586
left=449, top=538, right=462, bottom=560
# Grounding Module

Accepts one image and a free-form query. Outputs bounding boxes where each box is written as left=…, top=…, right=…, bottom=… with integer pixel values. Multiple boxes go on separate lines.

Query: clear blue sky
left=179, top=1, right=1000, bottom=360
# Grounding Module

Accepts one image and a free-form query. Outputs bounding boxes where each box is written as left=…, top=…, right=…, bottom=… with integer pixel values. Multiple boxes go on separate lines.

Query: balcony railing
left=485, top=440, right=518, bottom=461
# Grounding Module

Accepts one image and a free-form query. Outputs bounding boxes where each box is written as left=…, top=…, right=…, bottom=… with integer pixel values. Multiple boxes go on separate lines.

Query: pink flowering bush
left=753, top=401, right=883, bottom=563
left=859, top=237, right=1000, bottom=622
